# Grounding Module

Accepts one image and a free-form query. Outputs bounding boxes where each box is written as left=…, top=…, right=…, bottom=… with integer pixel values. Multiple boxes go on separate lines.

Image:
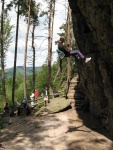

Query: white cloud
left=0, top=0, right=68, bottom=69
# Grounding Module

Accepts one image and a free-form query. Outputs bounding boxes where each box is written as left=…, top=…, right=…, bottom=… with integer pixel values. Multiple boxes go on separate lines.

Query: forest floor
left=0, top=98, right=113, bottom=150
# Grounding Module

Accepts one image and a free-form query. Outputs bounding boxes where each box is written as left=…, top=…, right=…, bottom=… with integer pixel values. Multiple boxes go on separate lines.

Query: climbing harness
left=57, top=49, right=65, bottom=59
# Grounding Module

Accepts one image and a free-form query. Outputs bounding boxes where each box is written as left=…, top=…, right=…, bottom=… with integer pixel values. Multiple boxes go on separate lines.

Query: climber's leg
left=70, top=50, right=91, bottom=63
left=70, top=50, right=85, bottom=59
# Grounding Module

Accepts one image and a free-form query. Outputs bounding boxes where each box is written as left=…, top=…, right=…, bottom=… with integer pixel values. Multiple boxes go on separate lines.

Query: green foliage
left=0, top=102, right=4, bottom=113
left=6, top=0, right=41, bottom=26
left=3, top=18, right=14, bottom=51
left=35, top=64, right=48, bottom=94
left=52, top=59, right=67, bottom=90
left=15, top=83, right=24, bottom=102
left=26, top=75, right=34, bottom=95
left=35, top=98, right=44, bottom=111
left=39, top=10, right=48, bottom=17
left=0, top=56, right=77, bottom=109
left=15, top=72, right=24, bottom=102
left=30, top=1, right=40, bottom=26
left=5, top=72, right=24, bottom=104
left=0, top=16, right=14, bottom=54
left=0, top=0, right=78, bottom=114
left=5, top=77, right=13, bottom=104
left=0, top=73, right=3, bottom=111
left=20, top=0, right=40, bottom=26
left=52, top=56, right=77, bottom=92
left=0, top=16, right=13, bottom=108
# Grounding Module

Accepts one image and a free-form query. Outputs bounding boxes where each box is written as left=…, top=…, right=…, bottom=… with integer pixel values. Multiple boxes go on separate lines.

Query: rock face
left=67, top=77, right=86, bottom=110
left=67, top=77, right=78, bottom=99
left=68, top=0, right=113, bottom=133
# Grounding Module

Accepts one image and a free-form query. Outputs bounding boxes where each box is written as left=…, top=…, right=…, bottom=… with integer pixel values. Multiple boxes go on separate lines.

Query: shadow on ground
left=76, top=108, right=113, bottom=140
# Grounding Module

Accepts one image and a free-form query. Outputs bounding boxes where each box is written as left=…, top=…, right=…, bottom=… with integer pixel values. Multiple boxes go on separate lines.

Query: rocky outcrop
left=67, top=77, right=78, bottom=99
left=67, top=77, right=87, bottom=110
left=68, top=0, right=113, bottom=133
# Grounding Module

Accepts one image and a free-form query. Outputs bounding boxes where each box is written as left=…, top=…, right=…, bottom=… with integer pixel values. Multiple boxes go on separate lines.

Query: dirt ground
left=0, top=106, right=113, bottom=150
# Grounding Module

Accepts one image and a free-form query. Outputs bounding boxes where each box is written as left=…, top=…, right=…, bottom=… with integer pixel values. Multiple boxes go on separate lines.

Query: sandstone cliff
left=68, top=0, right=113, bottom=133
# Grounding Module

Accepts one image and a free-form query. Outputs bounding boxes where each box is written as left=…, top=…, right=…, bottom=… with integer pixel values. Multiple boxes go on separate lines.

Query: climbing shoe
left=85, top=57, right=91, bottom=63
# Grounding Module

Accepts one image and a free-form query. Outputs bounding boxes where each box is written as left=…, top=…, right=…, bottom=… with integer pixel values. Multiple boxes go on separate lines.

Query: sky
left=0, top=0, right=68, bottom=69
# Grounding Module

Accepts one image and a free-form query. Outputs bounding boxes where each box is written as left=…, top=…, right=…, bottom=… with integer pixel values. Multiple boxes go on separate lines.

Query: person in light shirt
left=43, top=87, right=49, bottom=107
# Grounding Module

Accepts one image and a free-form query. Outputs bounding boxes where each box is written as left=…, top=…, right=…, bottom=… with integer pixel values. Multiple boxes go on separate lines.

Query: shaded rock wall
left=68, top=0, right=113, bottom=132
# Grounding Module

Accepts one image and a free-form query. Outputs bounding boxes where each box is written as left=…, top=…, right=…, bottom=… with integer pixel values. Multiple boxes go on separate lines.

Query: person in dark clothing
left=4, top=102, right=9, bottom=113
left=53, top=89, right=59, bottom=98
left=22, top=98, right=31, bottom=115
left=22, top=98, right=28, bottom=108
left=4, top=103, right=12, bottom=124
left=58, top=36, right=91, bottom=63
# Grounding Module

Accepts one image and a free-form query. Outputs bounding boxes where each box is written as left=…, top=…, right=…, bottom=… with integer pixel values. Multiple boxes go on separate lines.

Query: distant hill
left=5, top=66, right=42, bottom=77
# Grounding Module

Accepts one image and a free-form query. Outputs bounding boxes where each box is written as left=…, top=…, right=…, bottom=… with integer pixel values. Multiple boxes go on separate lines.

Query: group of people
left=30, top=89, right=39, bottom=101
left=14, top=88, right=49, bottom=114
left=16, top=98, right=31, bottom=116
left=3, top=86, right=60, bottom=126
left=3, top=87, right=56, bottom=123
left=3, top=96, right=33, bottom=122
left=30, top=89, right=39, bottom=107
left=30, top=87, right=49, bottom=107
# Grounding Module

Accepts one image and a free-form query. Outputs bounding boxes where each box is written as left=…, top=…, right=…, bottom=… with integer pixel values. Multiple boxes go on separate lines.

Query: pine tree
left=0, top=1, right=13, bottom=107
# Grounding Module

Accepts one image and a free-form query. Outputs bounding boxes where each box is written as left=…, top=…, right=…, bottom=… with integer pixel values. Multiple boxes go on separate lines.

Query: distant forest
left=5, top=66, right=41, bottom=77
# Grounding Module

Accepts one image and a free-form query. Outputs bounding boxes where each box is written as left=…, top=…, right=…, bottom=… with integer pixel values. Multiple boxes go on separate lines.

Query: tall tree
left=0, top=0, right=6, bottom=107
left=38, top=0, right=56, bottom=93
left=12, top=2, right=20, bottom=105
left=6, top=0, right=28, bottom=104
left=67, top=6, right=71, bottom=83
left=31, top=24, right=35, bottom=89
left=47, top=0, right=56, bottom=93
left=30, top=1, right=40, bottom=90
left=6, top=0, right=35, bottom=104
left=24, top=0, right=32, bottom=98
left=0, top=1, right=13, bottom=106
left=48, top=0, right=52, bottom=91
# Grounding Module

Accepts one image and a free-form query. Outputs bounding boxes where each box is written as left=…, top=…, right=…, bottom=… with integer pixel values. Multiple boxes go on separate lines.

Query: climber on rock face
left=57, top=36, right=91, bottom=63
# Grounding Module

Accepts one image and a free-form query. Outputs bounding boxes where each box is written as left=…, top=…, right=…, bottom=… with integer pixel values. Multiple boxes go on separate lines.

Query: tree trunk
left=48, top=0, right=52, bottom=92
left=67, top=6, right=71, bottom=83
left=32, top=24, right=36, bottom=89
left=1, top=0, right=6, bottom=107
left=51, top=0, right=55, bottom=42
left=24, top=0, right=31, bottom=98
left=48, top=0, right=56, bottom=93
left=12, top=3, right=20, bottom=105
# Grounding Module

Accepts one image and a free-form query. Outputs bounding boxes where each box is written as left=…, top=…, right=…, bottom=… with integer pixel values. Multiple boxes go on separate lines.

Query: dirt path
left=0, top=108, right=113, bottom=150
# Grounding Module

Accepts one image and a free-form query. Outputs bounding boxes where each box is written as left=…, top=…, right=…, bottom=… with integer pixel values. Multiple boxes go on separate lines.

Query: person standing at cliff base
left=34, top=89, right=39, bottom=100
left=43, top=87, right=49, bottom=107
